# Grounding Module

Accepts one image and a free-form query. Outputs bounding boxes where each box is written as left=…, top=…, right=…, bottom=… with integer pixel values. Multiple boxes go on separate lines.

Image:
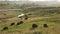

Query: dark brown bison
left=17, top=21, right=23, bottom=25
left=24, top=15, right=28, bottom=20
left=43, top=24, right=48, bottom=28
left=32, top=24, right=38, bottom=29
left=25, top=17, right=28, bottom=20
left=10, top=22, right=15, bottom=26
left=2, top=27, right=8, bottom=31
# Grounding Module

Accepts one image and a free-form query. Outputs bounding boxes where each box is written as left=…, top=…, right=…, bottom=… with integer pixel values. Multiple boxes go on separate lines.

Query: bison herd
left=31, top=24, right=48, bottom=29
left=1, top=14, right=48, bottom=31
left=2, top=22, right=48, bottom=31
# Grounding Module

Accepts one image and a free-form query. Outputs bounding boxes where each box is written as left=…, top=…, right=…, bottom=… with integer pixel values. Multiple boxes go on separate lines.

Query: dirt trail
left=24, top=17, right=51, bottom=22
left=6, top=17, right=51, bottom=22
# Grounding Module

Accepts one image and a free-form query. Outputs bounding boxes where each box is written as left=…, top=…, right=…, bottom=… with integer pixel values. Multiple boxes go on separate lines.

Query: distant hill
left=23, top=7, right=60, bottom=17
left=0, top=1, right=60, bottom=9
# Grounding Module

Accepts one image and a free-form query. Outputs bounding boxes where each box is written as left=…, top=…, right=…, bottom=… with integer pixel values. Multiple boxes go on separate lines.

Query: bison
left=10, top=22, right=15, bottom=26
left=43, top=24, right=48, bottom=28
left=24, top=15, right=28, bottom=20
left=25, top=17, right=28, bottom=20
left=32, top=24, right=38, bottom=29
left=17, top=21, right=23, bottom=25
left=2, top=27, right=8, bottom=31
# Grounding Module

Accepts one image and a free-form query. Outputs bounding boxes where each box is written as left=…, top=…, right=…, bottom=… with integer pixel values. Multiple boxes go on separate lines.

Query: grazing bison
left=24, top=15, right=28, bottom=20
left=43, top=24, right=48, bottom=28
left=17, top=21, right=23, bottom=25
left=25, top=17, right=28, bottom=20
left=10, top=22, right=15, bottom=26
left=32, top=24, right=38, bottom=29
left=2, top=27, right=8, bottom=31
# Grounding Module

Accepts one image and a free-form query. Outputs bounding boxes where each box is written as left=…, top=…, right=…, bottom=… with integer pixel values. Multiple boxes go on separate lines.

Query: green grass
left=0, top=16, right=60, bottom=34
left=0, top=7, right=60, bottom=34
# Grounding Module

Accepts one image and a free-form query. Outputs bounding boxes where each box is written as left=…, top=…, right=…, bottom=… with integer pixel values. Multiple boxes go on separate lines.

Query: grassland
left=0, top=7, right=60, bottom=34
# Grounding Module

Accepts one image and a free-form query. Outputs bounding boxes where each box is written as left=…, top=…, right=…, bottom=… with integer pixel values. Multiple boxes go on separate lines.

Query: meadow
left=0, top=7, right=60, bottom=34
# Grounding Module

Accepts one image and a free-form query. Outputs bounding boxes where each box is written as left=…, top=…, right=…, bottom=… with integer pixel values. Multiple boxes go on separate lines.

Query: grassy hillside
left=0, top=7, right=60, bottom=34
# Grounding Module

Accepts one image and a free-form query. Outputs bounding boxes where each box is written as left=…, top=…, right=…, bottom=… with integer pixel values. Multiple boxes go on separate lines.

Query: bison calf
left=43, top=24, right=48, bottom=28
left=32, top=24, right=38, bottom=29
left=17, top=21, right=23, bottom=25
